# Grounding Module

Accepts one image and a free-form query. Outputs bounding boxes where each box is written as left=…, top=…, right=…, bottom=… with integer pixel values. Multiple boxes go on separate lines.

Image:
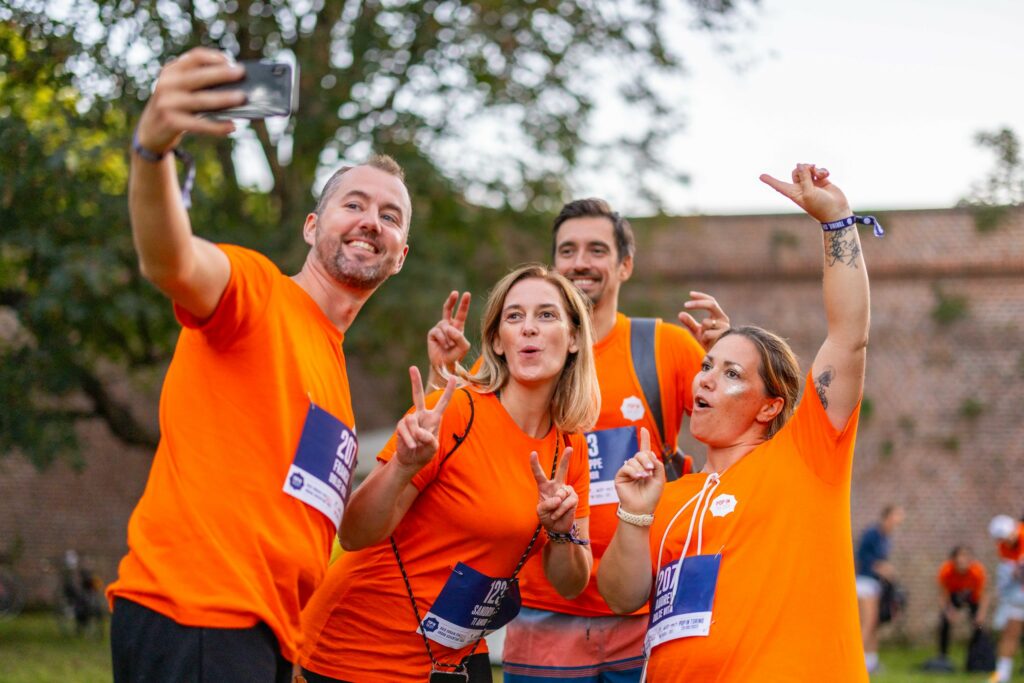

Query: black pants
left=301, top=652, right=492, bottom=682
left=111, top=597, right=292, bottom=683
left=939, top=592, right=979, bottom=656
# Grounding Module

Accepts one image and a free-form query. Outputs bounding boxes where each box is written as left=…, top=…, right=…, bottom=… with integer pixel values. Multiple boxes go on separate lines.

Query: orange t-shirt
left=938, top=560, right=986, bottom=602
left=997, top=524, right=1024, bottom=562
left=299, top=390, right=590, bottom=682
left=106, top=245, right=353, bottom=661
left=519, top=314, right=704, bottom=616
left=644, top=373, right=867, bottom=683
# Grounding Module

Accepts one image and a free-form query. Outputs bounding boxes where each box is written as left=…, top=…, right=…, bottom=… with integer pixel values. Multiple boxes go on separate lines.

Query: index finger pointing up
left=409, top=365, right=426, bottom=412
left=441, top=291, right=458, bottom=321
left=639, top=427, right=651, bottom=455
left=529, top=451, right=548, bottom=487
left=553, top=445, right=572, bottom=485
left=759, top=173, right=795, bottom=198
left=431, top=375, right=457, bottom=417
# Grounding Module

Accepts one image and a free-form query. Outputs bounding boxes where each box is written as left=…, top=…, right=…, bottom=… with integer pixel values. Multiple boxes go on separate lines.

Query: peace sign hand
left=427, top=291, right=472, bottom=374
left=393, top=366, right=457, bottom=473
left=531, top=447, right=578, bottom=534
left=613, top=428, right=665, bottom=516
left=759, top=163, right=852, bottom=224
left=678, top=290, right=730, bottom=350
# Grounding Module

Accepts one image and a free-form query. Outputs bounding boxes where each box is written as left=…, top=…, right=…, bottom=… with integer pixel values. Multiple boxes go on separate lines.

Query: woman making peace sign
left=299, top=264, right=600, bottom=682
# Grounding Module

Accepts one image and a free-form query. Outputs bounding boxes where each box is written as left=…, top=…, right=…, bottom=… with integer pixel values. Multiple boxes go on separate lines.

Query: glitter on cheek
left=724, top=381, right=747, bottom=397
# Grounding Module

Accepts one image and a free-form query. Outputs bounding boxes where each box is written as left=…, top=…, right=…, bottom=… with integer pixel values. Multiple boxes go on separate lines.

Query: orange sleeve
left=937, top=562, right=951, bottom=591
left=376, top=388, right=475, bottom=491
left=974, top=563, right=987, bottom=590
left=173, top=244, right=275, bottom=346
left=567, top=432, right=591, bottom=520
left=784, top=373, right=861, bottom=486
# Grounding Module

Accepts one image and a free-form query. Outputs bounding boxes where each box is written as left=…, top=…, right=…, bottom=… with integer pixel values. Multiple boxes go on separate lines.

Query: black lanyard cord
left=390, top=432, right=564, bottom=674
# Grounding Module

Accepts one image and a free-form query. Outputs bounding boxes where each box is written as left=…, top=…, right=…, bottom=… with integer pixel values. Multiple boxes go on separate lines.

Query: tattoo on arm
left=825, top=228, right=861, bottom=268
left=815, top=367, right=836, bottom=410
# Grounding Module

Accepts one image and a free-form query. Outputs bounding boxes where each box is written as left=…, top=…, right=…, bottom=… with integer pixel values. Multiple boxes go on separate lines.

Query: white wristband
left=616, top=504, right=654, bottom=527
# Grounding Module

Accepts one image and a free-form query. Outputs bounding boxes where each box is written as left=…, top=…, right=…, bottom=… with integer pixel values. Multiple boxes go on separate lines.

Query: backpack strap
left=630, top=318, right=692, bottom=479
left=629, top=317, right=666, bottom=448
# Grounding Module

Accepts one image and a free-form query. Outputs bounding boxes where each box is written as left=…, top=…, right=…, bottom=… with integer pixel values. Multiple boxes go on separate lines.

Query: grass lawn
left=0, top=612, right=111, bottom=683
left=0, top=611, right=999, bottom=682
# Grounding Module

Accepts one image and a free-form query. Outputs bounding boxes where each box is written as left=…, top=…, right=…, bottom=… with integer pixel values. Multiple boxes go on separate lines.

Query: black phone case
left=203, top=61, right=296, bottom=120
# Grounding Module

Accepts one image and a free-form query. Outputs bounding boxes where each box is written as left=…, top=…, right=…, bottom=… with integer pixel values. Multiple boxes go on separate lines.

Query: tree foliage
left=958, top=126, right=1024, bottom=232
left=0, top=0, right=757, bottom=468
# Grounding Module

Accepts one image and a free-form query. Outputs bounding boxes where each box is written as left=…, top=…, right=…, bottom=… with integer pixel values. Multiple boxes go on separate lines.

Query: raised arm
left=760, top=164, right=869, bottom=429
left=130, top=48, right=246, bottom=319
left=339, top=368, right=456, bottom=550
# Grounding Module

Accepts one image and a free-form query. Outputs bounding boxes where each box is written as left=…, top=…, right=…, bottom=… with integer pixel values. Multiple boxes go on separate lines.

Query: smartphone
left=202, top=60, right=297, bottom=120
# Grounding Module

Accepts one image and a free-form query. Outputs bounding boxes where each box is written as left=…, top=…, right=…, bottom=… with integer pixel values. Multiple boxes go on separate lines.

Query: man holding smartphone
left=106, top=48, right=415, bottom=682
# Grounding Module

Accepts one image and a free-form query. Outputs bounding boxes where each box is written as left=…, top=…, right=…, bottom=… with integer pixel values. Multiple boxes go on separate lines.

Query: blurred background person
left=922, top=545, right=989, bottom=672
left=988, top=515, right=1024, bottom=683
left=855, top=504, right=905, bottom=674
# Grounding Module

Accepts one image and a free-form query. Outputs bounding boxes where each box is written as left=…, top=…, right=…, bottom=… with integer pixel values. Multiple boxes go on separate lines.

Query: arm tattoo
left=815, top=367, right=836, bottom=410
left=825, top=227, right=861, bottom=269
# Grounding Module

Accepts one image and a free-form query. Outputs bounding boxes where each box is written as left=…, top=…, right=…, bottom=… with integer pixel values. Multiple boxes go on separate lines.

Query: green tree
left=1, top=0, right=757, bottom=468
left=958, top=126, right=1024, bottom=232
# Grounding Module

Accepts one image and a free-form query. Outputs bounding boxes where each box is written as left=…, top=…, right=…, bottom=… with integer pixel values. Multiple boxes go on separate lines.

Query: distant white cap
left=989, top=514, right=1017, bottom=541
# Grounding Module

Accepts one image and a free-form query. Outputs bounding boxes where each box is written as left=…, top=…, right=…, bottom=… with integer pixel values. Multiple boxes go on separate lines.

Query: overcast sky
left=577, top=0, right=1024, bottom=216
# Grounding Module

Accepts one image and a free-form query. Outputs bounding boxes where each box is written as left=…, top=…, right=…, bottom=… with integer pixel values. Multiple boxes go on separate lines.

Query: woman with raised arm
left=598, top=164, right=875, bottom=682
left=298, top=264, right=600, bottom=683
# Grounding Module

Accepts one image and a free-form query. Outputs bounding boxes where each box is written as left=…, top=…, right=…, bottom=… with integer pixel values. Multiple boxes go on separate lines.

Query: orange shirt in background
left=645, top=374, right=867, bottom=683
left=106, top=245, right=353, bottom=661
left=299, top=390, right=590, bottom=682
left=997, top=524, right=1024, bottom=562
left=938, top=560, right=986, bottom=603
left=520, top=313, right=704, bottom=616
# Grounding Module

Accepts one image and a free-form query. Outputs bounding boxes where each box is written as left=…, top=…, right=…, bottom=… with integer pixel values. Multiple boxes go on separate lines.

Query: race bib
left=418, top=562, right=521, bottom=649
left=282, top=402, right=357, bottom=529
left=587, top=426, right=638, bottom=506
left=645, top=554, right=721, bottom=655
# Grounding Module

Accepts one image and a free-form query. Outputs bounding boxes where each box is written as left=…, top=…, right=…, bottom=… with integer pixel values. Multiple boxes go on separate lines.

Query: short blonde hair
left=315, top=154, right=409, bottom=222
left=458, top=264, right=600, bottom=434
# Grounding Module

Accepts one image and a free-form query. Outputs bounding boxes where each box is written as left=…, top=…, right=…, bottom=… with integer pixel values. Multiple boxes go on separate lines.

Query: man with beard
left=428, top=199, right=729, bottom=682
left=106, top=48, right=414, bottom=683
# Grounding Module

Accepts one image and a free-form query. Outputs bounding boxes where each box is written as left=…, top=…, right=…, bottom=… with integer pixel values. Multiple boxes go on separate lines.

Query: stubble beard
left=317, top=231, right=396, bottom=291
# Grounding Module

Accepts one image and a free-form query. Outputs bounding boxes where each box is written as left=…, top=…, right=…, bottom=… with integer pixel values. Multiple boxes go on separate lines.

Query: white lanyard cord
left=652, top=473, right=721, bottom=603
left=695, top=475, right=720, bottom=560
left=641, top=472, right=721, bottom=683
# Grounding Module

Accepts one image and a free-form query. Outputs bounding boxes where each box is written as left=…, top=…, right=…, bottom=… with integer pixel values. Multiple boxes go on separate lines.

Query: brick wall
left=628, top=206, right=1024, bottom=640
left=2, top=206, right=1021, bottom=642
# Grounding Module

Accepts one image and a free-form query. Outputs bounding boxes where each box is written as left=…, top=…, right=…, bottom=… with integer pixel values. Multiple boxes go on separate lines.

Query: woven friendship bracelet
left=545, top=522, right=590, bottom=546
left=820, top=214, right=885, bottom=238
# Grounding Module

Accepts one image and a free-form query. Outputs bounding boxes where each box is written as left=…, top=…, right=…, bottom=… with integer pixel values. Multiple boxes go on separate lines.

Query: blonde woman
left=299, top=264, right=600, bottom=682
